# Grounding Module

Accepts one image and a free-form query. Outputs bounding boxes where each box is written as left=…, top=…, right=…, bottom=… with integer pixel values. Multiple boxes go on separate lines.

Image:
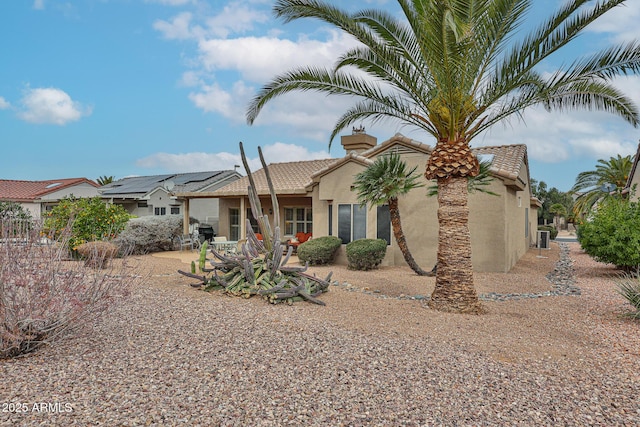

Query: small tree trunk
left=388, top=198, right=432, bottom=276
left=428, top=176, right=484, bottom=314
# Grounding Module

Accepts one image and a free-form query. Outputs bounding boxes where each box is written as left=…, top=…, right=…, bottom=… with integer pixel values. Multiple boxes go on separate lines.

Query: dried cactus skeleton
left=178, top=142, right=331, bottom=305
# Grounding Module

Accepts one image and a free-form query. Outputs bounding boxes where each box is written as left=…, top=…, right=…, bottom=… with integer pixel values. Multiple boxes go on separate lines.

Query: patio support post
left=183, top=198, right=190, bottom=235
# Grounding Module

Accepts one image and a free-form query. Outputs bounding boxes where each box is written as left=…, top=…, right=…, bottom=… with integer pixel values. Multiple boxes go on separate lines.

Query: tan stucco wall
left=313, top=148, right=532, bottom=272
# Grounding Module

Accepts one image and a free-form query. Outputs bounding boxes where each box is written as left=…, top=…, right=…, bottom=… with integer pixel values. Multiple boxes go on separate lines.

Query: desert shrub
left=0, top=221, right=135, bottom=359
left=43, top=196, right=129, bottom=250
left=537, top=225, right=558, bottom=240
left=577, top=198, right=640, bottom=270
left=297, top=236, right=342, bottom=265
left=113, top=215, right=194, bottom=255
left=616, top=272, right=640, bottom=319
left=346, top=238, right=387, bottom=271
left=76, top=241, right=119, bottom=268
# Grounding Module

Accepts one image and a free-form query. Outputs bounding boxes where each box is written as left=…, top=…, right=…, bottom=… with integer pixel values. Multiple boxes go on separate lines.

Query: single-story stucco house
left=0, top=177, right=100, bottom=219
left=186, top=132, right=541, bottom=272
left=99, top=170, right=242, bottom=233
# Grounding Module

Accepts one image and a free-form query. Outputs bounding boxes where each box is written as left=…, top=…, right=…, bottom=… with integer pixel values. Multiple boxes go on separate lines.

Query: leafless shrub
left=0, top=220, right=138, bottom=359
left=76, top=241, right=119, bottom=268
left=113, top=215, right=196, bottom=254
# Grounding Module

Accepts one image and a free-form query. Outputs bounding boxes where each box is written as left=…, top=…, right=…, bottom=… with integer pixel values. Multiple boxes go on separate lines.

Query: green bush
left=297, top=236, right=342, bottom=265
left=537, top=225, right=558, bottom=240
left=345, top=238, right=387, bottom=271
left=43, top=196, right=130, bottom=250
left=577, top=198, right=640, bottom=270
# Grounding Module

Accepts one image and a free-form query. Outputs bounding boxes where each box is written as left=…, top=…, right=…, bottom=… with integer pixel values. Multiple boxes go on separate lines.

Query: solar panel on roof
left=172, top=171, right=220, bottom=185
left=101, top=174, right=175, bottom=194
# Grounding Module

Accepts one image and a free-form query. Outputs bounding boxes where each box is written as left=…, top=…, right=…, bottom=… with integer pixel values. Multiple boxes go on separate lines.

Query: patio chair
left=287, top=232, right=312, bottom=253
left=178, top=233, right=201, bottom=251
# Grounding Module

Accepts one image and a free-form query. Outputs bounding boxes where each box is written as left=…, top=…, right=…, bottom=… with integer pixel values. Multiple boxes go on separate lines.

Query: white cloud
left=153, top=2, right=269, bottom=41
left=18, top=87, right=91, bottom=125
left=145, top=0, right=195, bottom=6
left=153, top=12, right=202, bottom=40
left=260, top=142, right=331, bottom=163
left=586, top=0, right=640, bottom=43
left=33, top=0, right=44, bottom=10
left=0, top=97, right=10, bottom=110
left=204, top=3, right=269, bottom=38
left=135, top=142, right=331, bottom=173
left=196, top=30, right=358, bottom=82
left=474, top=103, right=639, bottom=165
left=188, top=80, right=252, bottom=121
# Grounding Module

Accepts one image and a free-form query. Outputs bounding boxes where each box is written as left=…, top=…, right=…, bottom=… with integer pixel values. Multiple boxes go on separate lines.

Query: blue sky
left=1, top=0, right=639, bottom=192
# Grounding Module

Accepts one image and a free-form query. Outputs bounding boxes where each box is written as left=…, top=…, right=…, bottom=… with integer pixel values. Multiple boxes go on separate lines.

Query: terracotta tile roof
left=212, top=159, right=338, bottom=196
left=361, top=133, right=432, bottom=157
left=473, top=144, right=528, bottom=181
left=209, top=138, right=529, bottom=197
left=0, top=178, right=99, bottom=202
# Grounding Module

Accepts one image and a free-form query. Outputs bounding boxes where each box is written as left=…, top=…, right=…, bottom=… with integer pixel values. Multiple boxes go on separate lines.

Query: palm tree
left=549, top=203, right=567, bottom=230
left=96, top=176, right=114, bottom=186
left=246, top=0, right=640, bottom=314
left=353, top=152, right=432, bottom=276
left=570, top=154, right=634, bottom=218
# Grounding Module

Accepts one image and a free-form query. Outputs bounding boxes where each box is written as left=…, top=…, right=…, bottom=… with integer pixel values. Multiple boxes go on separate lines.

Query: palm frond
left=427, top=158, right=499, bottom=197
left=352, top=152, right=424, bottom=207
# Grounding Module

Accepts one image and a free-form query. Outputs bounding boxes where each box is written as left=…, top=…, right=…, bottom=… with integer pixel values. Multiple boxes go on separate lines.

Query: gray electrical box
left=537, top=230, right=550, bottom=249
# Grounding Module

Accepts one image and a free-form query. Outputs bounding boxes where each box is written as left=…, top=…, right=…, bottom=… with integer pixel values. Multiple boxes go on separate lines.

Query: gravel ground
left=1, top=242, right=639, bottom=426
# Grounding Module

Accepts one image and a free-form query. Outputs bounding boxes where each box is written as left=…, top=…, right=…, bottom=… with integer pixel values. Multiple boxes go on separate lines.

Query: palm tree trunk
left=388, top=198, right=432, bottom=276
left=428, top=176, right=484, bottom=314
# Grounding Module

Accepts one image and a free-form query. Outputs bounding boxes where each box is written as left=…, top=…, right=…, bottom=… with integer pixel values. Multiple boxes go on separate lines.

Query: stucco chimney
left=341, top=126, right=377, bottom=154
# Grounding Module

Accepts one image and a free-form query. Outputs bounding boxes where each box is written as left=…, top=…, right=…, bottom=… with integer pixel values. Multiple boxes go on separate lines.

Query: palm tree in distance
left=96, top=176, right=114, bottom=186
left=549, top=203, right=568, bottom=230
left=570, top=154, right=634, bottom=218
left=353, top=152, right=432, bottom=276
left=247, top=0, right=640, bottom=314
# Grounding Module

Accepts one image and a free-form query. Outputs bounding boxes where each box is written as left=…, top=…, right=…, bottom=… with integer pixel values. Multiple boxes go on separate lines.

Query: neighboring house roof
left=211, top=159, right=338, bottom=197
left=0, top=178, right=99, bottom=202
left=100, top=171, right=240, bottom=199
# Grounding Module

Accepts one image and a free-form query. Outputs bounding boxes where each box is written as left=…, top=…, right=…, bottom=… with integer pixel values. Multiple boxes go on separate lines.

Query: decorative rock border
left=332, top=243, right=581, bottom=301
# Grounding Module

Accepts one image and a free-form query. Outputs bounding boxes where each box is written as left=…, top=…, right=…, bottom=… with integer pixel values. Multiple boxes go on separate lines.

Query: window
left=137, top=201, right=148, bottom=208
left=170, top=207, right=180, bottom=215
left=247, top=208, right=259, bottom=233
left=284, top=207, right=312, bottom=235
left=376, top=205, right=391, bottom=245
left=229, top=208, right=240, bottom=241
left=154, top=207, right=166, bottom=215
left=337, top=204, right=366, bottom=244
left=352, top=205, right=366, bottom=240
left=328, top=204, right=333, bottom=236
